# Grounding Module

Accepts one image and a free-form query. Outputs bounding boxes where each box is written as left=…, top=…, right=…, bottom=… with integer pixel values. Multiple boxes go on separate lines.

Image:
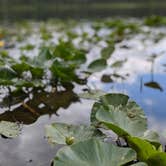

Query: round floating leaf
left=53, top=139, right=136, bottom=166
left=0, top=121, right=20, bottom=138
left=45, top=123, right=104, bottom=145
left=95, top=94, right=159, bottom=142
left=88, top=58, right=107, bottom=72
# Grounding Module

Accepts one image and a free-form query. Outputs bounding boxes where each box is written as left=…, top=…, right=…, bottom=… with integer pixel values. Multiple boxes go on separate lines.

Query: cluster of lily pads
left=0, top=34, right=116, bottom=112
left=46, top=93, right=166, bottom=166
left=1, top=16, right=166, bottom=165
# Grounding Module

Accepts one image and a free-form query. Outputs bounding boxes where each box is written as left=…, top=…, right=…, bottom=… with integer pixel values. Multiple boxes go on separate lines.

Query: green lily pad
left=45, top=123, right=104, bottom=145
left=95, top=94, right=159, bottom=142
left=0, top=121, right=20, bottom=138
left=101, top=45, right=115, bottom=59
left=88, top=58, right=107, bottom=72
left=53, top=139, right=136, bottom=166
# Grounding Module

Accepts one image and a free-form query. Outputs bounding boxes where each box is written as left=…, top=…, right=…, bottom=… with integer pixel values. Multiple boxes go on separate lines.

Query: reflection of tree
left=0, top=89, right=79, bottom=125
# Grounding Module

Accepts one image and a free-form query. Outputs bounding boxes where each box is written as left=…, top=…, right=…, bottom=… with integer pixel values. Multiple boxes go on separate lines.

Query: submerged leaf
left=53, top=139, right=136, bottom=166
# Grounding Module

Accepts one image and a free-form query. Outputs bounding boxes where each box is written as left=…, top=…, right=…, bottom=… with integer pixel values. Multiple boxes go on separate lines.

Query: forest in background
left=0, top=0, right=166, bottom=21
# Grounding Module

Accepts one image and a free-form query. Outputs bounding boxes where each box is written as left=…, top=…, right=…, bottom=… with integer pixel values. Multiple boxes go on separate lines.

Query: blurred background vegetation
left=0, top=0, right=166, bottom=21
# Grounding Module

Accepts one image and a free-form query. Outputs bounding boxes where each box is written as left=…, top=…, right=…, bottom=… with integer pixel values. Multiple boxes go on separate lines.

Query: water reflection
left=0, top=116, right=60, bottom=166
left=0, top=88, right=79, bottom=124
left=0, top=99, right=92, bottom=166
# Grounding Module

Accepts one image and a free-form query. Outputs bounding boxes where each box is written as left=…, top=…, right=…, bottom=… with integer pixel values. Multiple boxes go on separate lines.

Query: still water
left=0, top=20, right=166, bottom=165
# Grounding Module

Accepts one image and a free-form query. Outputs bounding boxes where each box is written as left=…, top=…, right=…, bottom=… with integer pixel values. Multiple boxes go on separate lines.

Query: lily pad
left=45, top=123, right=104, bottom=145
left=88, top=58, right=107, bottom=72
left=101, top=45, right=115, bottom=59
left=0, top=121, right=20, bottom=138
left=53, top=139, right=136, bottom=166
left=95, top=94, right=159, bottom=141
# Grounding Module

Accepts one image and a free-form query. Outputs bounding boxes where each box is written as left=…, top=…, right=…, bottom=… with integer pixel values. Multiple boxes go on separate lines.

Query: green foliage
left=2, top=17, right=166, bottom=165
left=147, top=152, right=166, bottom=166
left=101, top=45, right=115, bottom=59
left=88, top=58, right=107, bottom=72
left=127, top=136, right=157, bottom=161
left=50, top=59, right=79, bottom=83
left=46, top=93, right=166, bottom=165
left=53, top=139, right=136, bottom=166
left=95, top=94, right=148, bottom=137
left=0, top=67, right=17, bottom=80
left=45, top=123, right=104, bottom=145
left=0, top=41, right=87, bottom=90
left=53, top=41, right=86, bottom=65
left=144, top=15, right=166, bottom=26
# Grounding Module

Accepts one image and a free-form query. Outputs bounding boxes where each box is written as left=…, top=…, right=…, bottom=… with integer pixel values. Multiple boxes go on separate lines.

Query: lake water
left=0, top=19, right=166, bottom=165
